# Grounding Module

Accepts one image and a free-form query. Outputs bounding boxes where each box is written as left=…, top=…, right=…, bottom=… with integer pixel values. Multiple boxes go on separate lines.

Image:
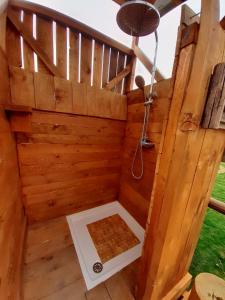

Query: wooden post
left=136, top=1, right=225, bottom=299
left=189, top=273, right=225, bottom=300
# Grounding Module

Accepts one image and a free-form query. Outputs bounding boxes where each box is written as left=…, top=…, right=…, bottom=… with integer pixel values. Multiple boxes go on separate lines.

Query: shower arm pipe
left=133, top=43, right=164, bottom=82
left=145, top=30, right=159, bottom=105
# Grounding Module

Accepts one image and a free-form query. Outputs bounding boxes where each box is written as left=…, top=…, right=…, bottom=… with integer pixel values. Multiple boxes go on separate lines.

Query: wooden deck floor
left=22, top=216, right=139, bottom=300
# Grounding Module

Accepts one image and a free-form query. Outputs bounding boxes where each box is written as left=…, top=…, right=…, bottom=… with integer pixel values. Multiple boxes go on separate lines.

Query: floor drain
left=93, top=262, right=103, bottom=273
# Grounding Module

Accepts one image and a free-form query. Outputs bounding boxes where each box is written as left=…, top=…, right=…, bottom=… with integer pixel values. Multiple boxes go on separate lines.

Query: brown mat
left=87, top=214, right=140, bottom=264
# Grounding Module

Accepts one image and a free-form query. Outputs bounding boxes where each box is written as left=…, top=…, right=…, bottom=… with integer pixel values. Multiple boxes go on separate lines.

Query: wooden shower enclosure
left=0, top=0, right=225, bottom=299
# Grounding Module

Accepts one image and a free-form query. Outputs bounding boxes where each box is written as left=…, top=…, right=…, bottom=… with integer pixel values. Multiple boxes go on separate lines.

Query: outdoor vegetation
left=190, top=162, right=225, bottom=279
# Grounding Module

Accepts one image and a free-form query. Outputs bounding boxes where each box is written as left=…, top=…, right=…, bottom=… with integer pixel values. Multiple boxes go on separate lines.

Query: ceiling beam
left=112, top=0, right=187, bottom=17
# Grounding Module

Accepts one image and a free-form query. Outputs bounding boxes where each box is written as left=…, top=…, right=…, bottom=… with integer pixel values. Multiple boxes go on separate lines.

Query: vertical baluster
left=23, top=10, right=34, bottom=71
left=6, top=8, right=21, bottom=67
left=92, top=41, right=103, bottom=88
left=102, top=45, right=110, bottom=88
left=36, top=15, right=53, bottom=74
left=115, top=52, right=125, bottom=94
left=56, top=23, right=67, bottom=78
left=80, top=34, right=92, bottom=84
left=108, top=48, right=118, bottom=92
left=69, top=29, right=79, bottom=82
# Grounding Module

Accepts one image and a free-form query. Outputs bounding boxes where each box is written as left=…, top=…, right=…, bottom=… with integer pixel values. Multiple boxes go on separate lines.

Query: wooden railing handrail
left=208, top=197, right=225, bottom=215
left=9, top=0, right=133, bottom=56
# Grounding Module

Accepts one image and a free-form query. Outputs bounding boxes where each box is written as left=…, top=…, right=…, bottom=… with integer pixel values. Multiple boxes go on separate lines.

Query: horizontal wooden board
left=16, top=110, right=125, bottom=222
left=8, top=67, right=127, bottom=121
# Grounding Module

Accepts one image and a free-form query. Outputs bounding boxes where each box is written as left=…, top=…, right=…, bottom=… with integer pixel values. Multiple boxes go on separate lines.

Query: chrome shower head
left=116, top=0, right=160, bottom=37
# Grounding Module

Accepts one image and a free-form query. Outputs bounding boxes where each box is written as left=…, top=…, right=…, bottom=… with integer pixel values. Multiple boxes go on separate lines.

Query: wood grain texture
left=56, top=23, right=67, bottom=78
left=0, top=17, right=26, bottom=298
left=16, top=110, right=126, bottom=223
left=119, top=79, right=171, bottom=228
left=6, top=8, right=21, bottom=67
left=69, top=29, right=79, bottom=82
left=87, top=214, right=140, bottom=263
left=36, top=15, right=53, bottom=74
left=9, top=68, right=127, bottom=120
left=8, top=8, right=60, bottom=76
left=23, top=216, right=138, bottom=300
left=9, top=65, right=35, bottom=106
left=10, top=0, right=132, bottom=55
left=202, top=62, right=225, bottom=129
left=0, top=47, right=10, bottom=103
left=23, top=10, right=34, bottom=72
left=92, top=40, right=102, bottom=88
left=0, top=66, right=25, bottom=300
left=80, top=35, right=92, bottom=85
left=137, top=2, right=225, bottom=299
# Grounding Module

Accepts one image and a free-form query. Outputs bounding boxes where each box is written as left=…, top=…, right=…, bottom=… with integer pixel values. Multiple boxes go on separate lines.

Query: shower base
left=67, top=201, right=144, bottom=290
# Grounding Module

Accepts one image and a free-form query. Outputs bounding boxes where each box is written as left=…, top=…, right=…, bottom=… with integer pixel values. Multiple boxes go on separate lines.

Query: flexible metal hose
left=131, top=30, right=159, bottom=180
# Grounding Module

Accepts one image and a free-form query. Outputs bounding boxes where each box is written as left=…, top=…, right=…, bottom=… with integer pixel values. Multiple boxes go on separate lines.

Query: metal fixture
left=116, top=0, right=160, bottom=37
left=116, top=0, right=160, bottom=179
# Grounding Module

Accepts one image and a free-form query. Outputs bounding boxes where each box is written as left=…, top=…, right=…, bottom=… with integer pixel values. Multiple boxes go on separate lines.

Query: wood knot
left=180, top=113, right=198, bottom=131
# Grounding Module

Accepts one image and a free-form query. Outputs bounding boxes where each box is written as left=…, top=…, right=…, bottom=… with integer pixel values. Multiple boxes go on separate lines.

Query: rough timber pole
left=136, top=1, right=225, bottom=299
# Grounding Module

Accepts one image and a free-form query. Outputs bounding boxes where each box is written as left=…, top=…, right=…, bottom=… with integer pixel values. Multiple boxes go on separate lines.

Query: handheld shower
left=116, top=0, right=160, bottom=179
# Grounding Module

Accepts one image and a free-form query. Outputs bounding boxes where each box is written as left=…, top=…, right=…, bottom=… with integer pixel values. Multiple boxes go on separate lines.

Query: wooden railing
left=6, top=0, right=134, bottom=94
left=208, top=197, right=225, bottom=215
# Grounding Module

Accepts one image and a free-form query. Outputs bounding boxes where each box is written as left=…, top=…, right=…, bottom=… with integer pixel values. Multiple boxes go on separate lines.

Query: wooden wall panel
left=9, top=67, right=127, bottom=121
left=119, top=79, right=171, bottom=228
left=0, top=11, right=26, bottom=298
left=17, top=110, right=126, bottom=223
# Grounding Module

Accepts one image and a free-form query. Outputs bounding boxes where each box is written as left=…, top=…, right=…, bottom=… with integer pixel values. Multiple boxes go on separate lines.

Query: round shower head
left=116, top=0, right=160, bottom=37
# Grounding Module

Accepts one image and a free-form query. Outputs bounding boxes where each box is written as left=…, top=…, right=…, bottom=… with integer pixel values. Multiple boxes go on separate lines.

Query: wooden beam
left=162, top=273, right=192, bottom=300
left=7, top=9, right=61, bottom=76
left=181, top=4, right=200, bottom=26
left=113, top=0, right=156, bottom=4
left=0, top=0, right=8, bottom=14
left=180, top=22, right=199, bottom=49
left=113, top=0, right=187, bottom=17
left=10, top=0, right=132, bottom=55
left=220, top=16, right=225, bottom=30
left=133, top=45, right=165, bottom=82
left=208, top=197, right=225, bottom=215
left=124, top=37, right=139, bottom=92
left=105, top=64, right=132, bottom=90
left=154, top=0, right=187, bottom=17
left=202, top=62, right=225, bottom=129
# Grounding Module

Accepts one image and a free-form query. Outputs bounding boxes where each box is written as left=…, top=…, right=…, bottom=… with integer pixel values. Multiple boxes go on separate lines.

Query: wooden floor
left=22, top=216, right=139, bottom=300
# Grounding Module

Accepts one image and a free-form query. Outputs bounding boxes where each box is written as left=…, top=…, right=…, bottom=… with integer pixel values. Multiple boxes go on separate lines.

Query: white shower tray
left=67, top=201, right=144, bottom=290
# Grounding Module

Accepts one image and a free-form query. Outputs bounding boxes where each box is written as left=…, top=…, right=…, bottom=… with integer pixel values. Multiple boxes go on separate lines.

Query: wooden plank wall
left=119, top=80, right=171, bottom=228
left=16, top=110, right=126, bottom=223
left=8, top=66, right=127, bottom=121
left=0, top=7, right=26, bottom=300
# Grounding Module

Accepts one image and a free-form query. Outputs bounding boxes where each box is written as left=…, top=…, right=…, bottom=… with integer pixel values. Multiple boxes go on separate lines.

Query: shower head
left=135, top=75, right=145, bottom=90
left=116, top=0, right=160, bottom=37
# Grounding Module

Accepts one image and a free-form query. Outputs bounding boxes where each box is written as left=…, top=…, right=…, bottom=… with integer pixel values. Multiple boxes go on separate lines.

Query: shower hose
left=131, top=30, right=159, bottom=180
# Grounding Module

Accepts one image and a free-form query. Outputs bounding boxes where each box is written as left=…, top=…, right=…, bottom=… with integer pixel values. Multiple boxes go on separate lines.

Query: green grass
left=190, top=162, right=225, bottom=279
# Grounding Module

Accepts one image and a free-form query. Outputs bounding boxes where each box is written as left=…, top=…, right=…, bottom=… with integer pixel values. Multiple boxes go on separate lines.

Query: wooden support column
left=136, top=1, right=225, bottom=299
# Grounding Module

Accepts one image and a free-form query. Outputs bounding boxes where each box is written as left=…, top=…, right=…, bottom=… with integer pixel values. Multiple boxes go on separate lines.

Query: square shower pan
left=67, top=201, right=144, bottom=290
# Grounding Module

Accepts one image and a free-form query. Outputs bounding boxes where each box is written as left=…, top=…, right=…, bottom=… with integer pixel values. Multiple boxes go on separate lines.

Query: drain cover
left=93, top=262, right=103, bottom=273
